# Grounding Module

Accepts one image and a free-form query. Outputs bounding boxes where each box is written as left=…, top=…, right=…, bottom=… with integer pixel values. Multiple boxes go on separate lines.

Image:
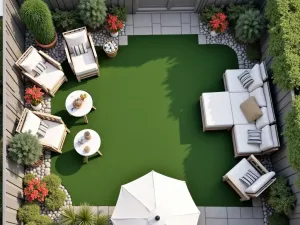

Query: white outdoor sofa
left=200, top=62, right=280, bottom=157
left=223, top=155, right=276, bottom=201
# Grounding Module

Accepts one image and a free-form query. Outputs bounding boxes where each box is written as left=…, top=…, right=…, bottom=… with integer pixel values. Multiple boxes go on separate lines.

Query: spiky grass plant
left=94, top=213, right=109, bottom=225
left=60, top=206, right=76, bottom=225
left=75, top=203, right=94, bottom=225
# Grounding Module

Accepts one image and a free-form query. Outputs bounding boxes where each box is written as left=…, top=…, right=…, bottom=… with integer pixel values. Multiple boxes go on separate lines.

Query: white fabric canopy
left=111, top=171, right=200, bottom=225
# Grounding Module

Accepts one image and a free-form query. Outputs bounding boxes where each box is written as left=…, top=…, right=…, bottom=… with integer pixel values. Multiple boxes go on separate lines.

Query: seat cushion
left=229, top=93, right=251, bottom=125
left=35, top=62, right=64, bottom=90
left=245, top=171, right=275, bottom=194
left=233, top=124, right=261, bottom=154
left=248, top=64, right=263, bottom=92
left=250, top=87, right=267, bottom=107
left=263, top=82, right=276, bottom=124
left=71, top=50, right=98, bottom=76
left=224, top=69, right=251, bottom=92
left=19, top=48, right=45, bottom=76
left=21, top=111, right=41, bottom=135
left=39, top=120, right=66, bottom=149
left=225, top=158, right=261, bottom=193
left=260, top=125, right=274, bottom=151
left=256, top=107, right=270, bottom=129
left=64, top=29, right=90, bottom=54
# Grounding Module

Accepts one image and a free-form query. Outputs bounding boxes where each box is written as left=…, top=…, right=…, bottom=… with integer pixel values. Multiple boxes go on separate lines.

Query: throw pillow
left=71, top=43, right=88, bottom=56
left=240, top=97, right=263, bottom=122
left=248, top=129, right=262, bottom=144
left=239, top=169, right=260, bottom=187
left=37, top=121, right=48, bottom=138
left=32, top=61, right=47, bottom=77
left=238, top=71, right=254, bottom=89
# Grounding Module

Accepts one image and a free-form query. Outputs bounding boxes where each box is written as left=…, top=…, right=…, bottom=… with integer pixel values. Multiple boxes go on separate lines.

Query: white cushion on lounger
left=224, top=69, right=251, bottom=92
left=233, top=124, right=261, bottom=154
left=229, top=92, right=251, bottom=125
left=271, top=125, right=280, bottom=148
left=71, top=51, right=98, bottom=76
left=248, top=64, right=263, bottom=92
left=21, top=111, right=41, bottom=135
left=250, top=87, right=267, bottom=107
left=245, top=171, right=275, bottom=194
left=259, top=62, right=268, bottom=81
left=263, top=82, right=276, bottom=124
left=225, top=158, right=261, bottom=192
left=35, top=62, right=64, bottom=90
left=64, top=29, right=90, bottom=54
left=39, top=120, right=65, bottom=149
left=256, top=107, right=270, bottom=129
left=20, top=48, right=45, bottom=76
left=201, top=92, right=234, bottom=128
left=260, top=125, right=274, bottom=151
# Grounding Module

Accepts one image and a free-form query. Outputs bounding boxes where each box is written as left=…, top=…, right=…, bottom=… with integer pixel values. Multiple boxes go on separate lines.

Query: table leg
left=83, top=156, right=88, bottom=164
left=98, top=151, right=103, bottom=156
left=92, top=106, right=96, bottom=110
left=84, top=115, right=88, bottom=124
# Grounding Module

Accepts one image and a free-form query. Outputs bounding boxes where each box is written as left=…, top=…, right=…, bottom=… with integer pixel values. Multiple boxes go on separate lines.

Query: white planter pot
left=31, top=103, right=42, bottom=111
left=110, top=32, right=119, bottom=37
left=210, top=31, right=218, bottom=37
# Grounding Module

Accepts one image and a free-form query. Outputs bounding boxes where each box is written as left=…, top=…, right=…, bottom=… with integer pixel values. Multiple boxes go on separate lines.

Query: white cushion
left=226, top=158, right=261, bottom=193
left=39, top=120, right=66, bottom=149
left=233, top=124, right=261, bottom=154
left=256, top=107, right=270, bottom=129
left=35, top=62, right=64, bottom=90
left=271, top=125, right=280, bottom=148
left=259, top=62, right=268, bottom=81
left=263, top=82, right=276, bottom=124
left=229, top=92, right=252, bottom=125
left=19, top=48, right=44, bottom=76
left=260, top=125, right=274, bottom=151
left=224, top=69, right=251, bottom=92
left=21, top=111, right=41, bottom=135
left=64, top=29, right=90, bottom=54
left=248, top=64, right=263, bottom=92
left=245, top=171, right=275, bottom=194
left=250, top=87, right=267, bottom=107
left=71, top=50, right=98, bottom=76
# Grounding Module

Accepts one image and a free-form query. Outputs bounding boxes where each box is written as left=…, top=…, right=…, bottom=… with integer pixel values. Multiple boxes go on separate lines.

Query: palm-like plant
left=94, top=214, right=109, bottom=225
left=75, top=203, right=94, bottom=225
left=60, top=206, right=76, bottom=225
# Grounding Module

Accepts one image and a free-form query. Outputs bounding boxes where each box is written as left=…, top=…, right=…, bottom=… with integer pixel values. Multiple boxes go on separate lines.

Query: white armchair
left=223, top=155, right=276, bottom=201
left=63, top=27, right=99, bottom=82
left=15, top=46, right=67, bottom=97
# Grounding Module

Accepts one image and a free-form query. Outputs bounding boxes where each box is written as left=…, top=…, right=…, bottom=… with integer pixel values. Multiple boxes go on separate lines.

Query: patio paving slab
left=133, top=14, right=152, bottom=27
left=153, top=24, right=161, bottom=34
left=182, top=24, right=191, bottom=34
left=205, top=207, right=227, bottom=218
left=118, top=36, right=128, bottom=46
left=241, top=207, right=253, bottom=218
left=227, top=207, right=241, bottom=218
left=191, top=13, right=199, bottom=26
left=134, top=27, right=153, bottom=35
left=126, top=14, right=133, bottom=25
left=125, top=25, right=133, bottom=35
left=152, top=13, right=161, bottom=23
left=181, top=13, right=191, bottom=23
left=161, top=26, right=181, bottom=34
left=98, top=206, right=109, bottom=214
left=228, top=219, right=264, bottom=225
left=161, top=13, right=181, bottom=26
left=198, top=207, right=206, bottom=225
left=253, top=207, right=263, bottom=218
left=206, top=218, right=228, bottom=225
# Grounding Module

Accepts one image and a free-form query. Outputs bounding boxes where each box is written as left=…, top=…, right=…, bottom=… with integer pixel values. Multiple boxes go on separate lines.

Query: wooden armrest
left=64, top=41, right=73, bottom=65
left=16, top=108, right=30, bottom=133
left=22, top=71, right=49, bottom=92
left=88, top=33, right=98, bottom=60
left=33, top=111, right=64, bottom=124
left=247, top=155, right=269, bottom=174
left=39, top=51, right=62, bottom=70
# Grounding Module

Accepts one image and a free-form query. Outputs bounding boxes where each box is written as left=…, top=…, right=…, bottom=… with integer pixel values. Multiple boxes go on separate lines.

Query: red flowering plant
left=24, top=178, right=48, bottom=203
left=106, top=14, right=124, bottom=33
left=209, top=13, right=229, bottom=33
left=24, top=85, right=44, bottom=106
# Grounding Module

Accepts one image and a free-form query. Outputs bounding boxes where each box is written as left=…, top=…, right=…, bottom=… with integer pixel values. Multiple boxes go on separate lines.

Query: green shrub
left=110, top=5, right=127, bottom=22
left=200, top=5, right=223, bottom=23
left=45, top=189, right=66, bottom=210
left=246, top=43, right=261, bottom=61
left=20, top=0, right=56, bottom=44
left=235, top=9, right=265, bottom=44
left=226, top=2, right=254, bottom=27
left=267, top=176, right=296, bottom=216
left=77, top=0, right=107, bottom=29
left=267, top=213, right=289, bottom=225
left=75, top=203, right=94, bottom=225
left=24, top=173, right=36, bottom=186
left=42, top=174, right=61, bottom=193
left=60, top=206, right=76, bottom=225
left=17, top=204, right=40, bottom=224
left=27, top=222, right=37, bottom=225
left=8, top=132, right=43, bottom=166
left=52, top=9, right=82, bottom=32
left=95, top=213, right=109, bottom=225
left=35, top=215, right=52, bottom=225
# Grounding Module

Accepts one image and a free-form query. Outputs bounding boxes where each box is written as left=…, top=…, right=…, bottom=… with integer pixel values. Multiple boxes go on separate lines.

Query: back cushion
left=263, top=82, right=276, bottom=123
left=245, top=171, right=275, bottom=194
left=259, top=62, right=268, bottom=81
left=256, top=107, right=270, bottom=129
left=260, top=125, right=274, bottom=151
left=250, top=87, right=267, bottom=107
left=64, top=29, right=90, bottom=54
left=248, top=64, right=263, bottom=92
left=21, top=111, right=42, bottom=135
left=19, top=48, right=44, bottom=76
left=271, top=125, right=280, bottom=148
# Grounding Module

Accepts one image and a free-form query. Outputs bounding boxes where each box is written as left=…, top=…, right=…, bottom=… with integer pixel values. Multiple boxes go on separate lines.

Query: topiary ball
left=45, top=189, right=66, bottom=210
left=17, top=204, right=40, bottom=224
left=41, top=174, right=62, bottom=193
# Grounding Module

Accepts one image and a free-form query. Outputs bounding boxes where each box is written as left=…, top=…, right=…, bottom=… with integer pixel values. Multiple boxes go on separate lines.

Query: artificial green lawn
left=51, top=35, right=250, bottom=206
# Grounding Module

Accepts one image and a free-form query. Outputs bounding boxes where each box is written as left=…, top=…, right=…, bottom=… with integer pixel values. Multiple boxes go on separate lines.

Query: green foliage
left=8, top=132, right=43, bottom=166
left=42, top=174, right=62, bottom=193
left=34, top=215, right=53, bottom=225
left=27, top=222, right=37, bottom=225
left=20, top=0, right=56, bottom=44
left=235, top=9, right=265, bottom=44
left=75, top=203, right=94, bottom=225
left=246, top=43, right=261, bottom=61
left=77, top=0, right=107, bottom=29
left=24, top=173, right=36, bottom=186
left=60, top=206, right=76, bottom=225
left=200, top=5, right=223, bottom=23
left=45, top=189, right=66, bottom=210
left=17, top=204, right=40, bottom=224
left=267, top=176, right=296, bottom=216
left=226, top=2, right=254, bottom=26
left=94, top=214, right=109, bottom=225
left=109, top=5, right=127, bottom=22
left=267, top=213, right=289, bottom=225
left=52, top=9, right=82, bottom=32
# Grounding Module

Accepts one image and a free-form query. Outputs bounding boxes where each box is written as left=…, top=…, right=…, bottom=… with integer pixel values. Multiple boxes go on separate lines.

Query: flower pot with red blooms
left=209, top=13, right=229, bottom=37
left=24, top=85, right=44, bottom=111
left=24, top=178, right=48, bottom=203
left=106, top=14, right=124, bottom=37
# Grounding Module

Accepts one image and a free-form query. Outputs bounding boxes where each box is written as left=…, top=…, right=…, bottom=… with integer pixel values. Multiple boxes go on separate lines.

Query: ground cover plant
left=51, top=35, right=249, bottom=206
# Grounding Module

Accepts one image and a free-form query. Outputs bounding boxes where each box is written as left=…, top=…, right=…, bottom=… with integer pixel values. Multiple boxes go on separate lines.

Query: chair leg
left=84, top=115, right=88, bottom=124
left=83, top=156, right=88, bottom=164
left=98, top=151, right=103, bottom=156
left=92, top=106, right=96, bottom=110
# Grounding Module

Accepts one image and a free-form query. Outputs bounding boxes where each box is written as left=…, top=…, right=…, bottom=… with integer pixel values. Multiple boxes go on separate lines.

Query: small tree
left=77, top=0, right=107, bottom=29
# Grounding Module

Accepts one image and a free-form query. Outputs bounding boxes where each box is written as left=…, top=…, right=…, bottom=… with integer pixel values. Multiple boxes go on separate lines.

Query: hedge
left=266, top=0, right=300, bottom=90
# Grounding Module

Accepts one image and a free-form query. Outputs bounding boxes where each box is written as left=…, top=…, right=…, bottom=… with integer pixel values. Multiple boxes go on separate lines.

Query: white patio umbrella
left=111, top=171, right=200, bottom=225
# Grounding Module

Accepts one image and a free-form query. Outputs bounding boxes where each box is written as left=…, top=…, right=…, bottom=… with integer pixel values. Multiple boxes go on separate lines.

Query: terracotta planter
left=35, top=33, right=58, bottom=49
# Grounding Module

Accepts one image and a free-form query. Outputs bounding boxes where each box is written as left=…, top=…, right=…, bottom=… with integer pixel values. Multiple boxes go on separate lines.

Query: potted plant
left=20, top=0, right=57, bottom=49
left=24, top=85, right=44, bottom=111
left=106, top=14, right=124, bottom=37
left=209, top=13, right=228, bottom=37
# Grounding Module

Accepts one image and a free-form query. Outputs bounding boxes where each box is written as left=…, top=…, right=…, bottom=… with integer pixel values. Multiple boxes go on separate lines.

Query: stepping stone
left=198, top=35, right=206, bottom=44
